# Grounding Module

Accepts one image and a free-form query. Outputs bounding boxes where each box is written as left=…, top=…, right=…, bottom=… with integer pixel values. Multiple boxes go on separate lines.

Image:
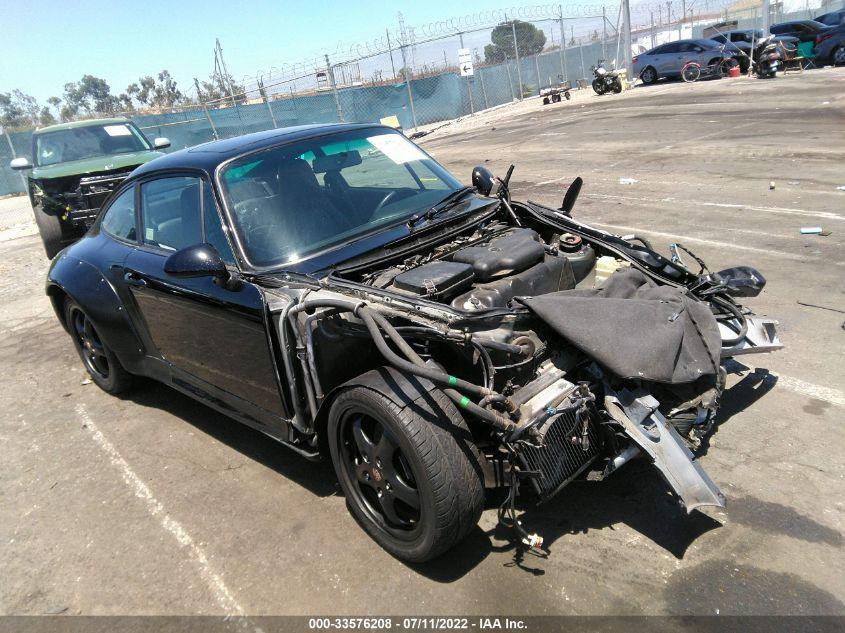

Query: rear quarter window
left=100, top=188, right=137, bottom=242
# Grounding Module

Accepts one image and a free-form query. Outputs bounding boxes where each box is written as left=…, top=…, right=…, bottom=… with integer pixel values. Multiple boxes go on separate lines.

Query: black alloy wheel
left=71, top=306, right=110, bottom=380
left=339, top=412, right=421, bottom=536
left=65, top=300, right=133, bottom=394
left=328, top=374, right=484, bottom=562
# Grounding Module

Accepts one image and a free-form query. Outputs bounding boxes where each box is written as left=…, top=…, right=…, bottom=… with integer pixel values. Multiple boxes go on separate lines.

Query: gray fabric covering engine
left=519, top=268, right=721, bottom=384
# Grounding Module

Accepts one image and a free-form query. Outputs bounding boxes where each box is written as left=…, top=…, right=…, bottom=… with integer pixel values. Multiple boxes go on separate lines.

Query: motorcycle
left=753, top=35, right=783, bottom=78
left=591, top=60, right=623, bottom=94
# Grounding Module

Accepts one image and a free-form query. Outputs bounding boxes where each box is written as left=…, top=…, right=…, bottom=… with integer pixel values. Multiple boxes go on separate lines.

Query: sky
left=1, top=0, right=598, bottom=105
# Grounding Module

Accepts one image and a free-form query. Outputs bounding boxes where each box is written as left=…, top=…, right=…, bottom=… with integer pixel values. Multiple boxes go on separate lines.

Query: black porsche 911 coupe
left=47, top=123, right=781, bottom=562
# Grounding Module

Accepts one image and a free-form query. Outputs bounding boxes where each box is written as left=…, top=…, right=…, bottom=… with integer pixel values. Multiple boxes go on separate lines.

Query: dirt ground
left=1, top=69, right=844, bottom=616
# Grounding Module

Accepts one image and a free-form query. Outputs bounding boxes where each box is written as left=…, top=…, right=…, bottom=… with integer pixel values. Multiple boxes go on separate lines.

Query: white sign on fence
left=458, top=47, right=474, bottom=77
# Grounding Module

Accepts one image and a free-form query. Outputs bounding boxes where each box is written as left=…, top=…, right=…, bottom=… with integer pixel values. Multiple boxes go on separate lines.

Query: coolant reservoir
left=593, top=255, right=630, bottom=287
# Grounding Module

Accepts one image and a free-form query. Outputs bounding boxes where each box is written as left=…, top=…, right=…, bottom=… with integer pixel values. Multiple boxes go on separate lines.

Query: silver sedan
left=633, top=39, right=734, bottom=84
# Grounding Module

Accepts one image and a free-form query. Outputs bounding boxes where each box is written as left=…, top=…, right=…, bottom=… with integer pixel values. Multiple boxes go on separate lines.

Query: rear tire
left=592, top=78, right=605, bottom=94
left=833, top=46, right=845, bottom=66
left=34, top=208, right=65, bottom=259
left=65, top=299, right=134, bottom=394
left=328, top=372, right=484, bottom=563
left=640, top=66, right=657, bottom=84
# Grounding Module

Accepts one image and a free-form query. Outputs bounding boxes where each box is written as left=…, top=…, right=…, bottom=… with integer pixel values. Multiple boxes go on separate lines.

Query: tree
left=38, top=106, right=56, bottom=127
left=0, top=90, right=45, bottom=130
left=62, top=75, right=119, bottom=115
left=484, top=20, right=547, bottom=64
left=0, top=92, right=27, bottom=129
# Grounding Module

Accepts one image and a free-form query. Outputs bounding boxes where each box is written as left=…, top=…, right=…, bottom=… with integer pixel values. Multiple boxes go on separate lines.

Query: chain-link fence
left=0, top=0, right=829, bottom=207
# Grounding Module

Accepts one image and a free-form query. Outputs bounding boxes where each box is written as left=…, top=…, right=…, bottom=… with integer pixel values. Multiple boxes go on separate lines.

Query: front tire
left=640, top=66, right=657, bottom=84
left=833, top=46, right=845, bottom=66
left=328, top=373, right=484, bottom=563
left=592, top=78, right=605, bottom=94
left=65, top=299, right=134, bottom=394
left=34, top=208, right=65, bottom=259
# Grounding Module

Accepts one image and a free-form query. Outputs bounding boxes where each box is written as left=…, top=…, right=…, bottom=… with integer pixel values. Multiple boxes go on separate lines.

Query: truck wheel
left=34, top=208, right=65, bottom=259
left=328, top=373, right=484, bottom=562
left=65, top=299, right=134, bottom=394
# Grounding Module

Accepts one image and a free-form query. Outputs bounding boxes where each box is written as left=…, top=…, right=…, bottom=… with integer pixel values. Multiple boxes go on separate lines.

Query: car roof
left=130, top=122, right=392, bottom=179
left=33, top=117, right=132, bottom=135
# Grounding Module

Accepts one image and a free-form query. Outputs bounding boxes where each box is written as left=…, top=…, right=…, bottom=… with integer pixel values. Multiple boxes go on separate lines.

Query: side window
left=202, top=184, right=235, bottom=264
left=140, top=176, right=202, bottom=251
left=100, top=188, right=137, bottom=242
left=663, top=43, right=681, bottom=54
left=770, top=25, right=785, bottom=34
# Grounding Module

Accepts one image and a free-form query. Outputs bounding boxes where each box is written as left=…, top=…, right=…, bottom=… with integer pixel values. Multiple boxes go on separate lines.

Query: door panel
left=125, top=249, right=285, bottom=418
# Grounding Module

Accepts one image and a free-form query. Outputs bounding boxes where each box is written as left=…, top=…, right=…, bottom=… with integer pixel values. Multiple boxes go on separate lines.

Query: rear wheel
left=328, top=375, right=484, bottom=562
left=640, top=66, right=657, bottom=84
left=65, top=299, right=134, bottom=394
left=833, top=46, right=845, bottom=65
left=592, top=78, right=605, bottom=94
left=612, top=79, right=623, bottom=93
left=34, top=208, right=65, bottom=259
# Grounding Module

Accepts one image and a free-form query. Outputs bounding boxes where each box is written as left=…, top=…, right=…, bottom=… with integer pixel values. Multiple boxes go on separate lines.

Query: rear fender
left=605, top=387, right=726, bottom=512
left=47, top=255, right=146, bottom=372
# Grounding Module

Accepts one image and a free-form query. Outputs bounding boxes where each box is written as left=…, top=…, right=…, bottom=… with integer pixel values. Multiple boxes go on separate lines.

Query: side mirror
left=153, top=137, right=171, bottom=150
left=10, top=157, right=33, bottom=170
left=164, top=243, right=229, bottom=283
left=559, top=176, right=583, bottom=215
left=471, top=165, right=499, bottom=196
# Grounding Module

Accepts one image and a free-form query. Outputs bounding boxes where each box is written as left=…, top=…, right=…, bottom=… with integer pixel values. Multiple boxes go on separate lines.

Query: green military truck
left=10, top=118, right=169, bottom=258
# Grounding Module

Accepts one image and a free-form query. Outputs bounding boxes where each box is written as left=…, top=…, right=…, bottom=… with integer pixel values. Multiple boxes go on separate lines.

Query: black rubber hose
left=712, top=295, right=748, bottom=346
left=285, top=298, right=516, bottom=431
left=363, top=309, right=492, bottom=399
left=360, top=310, right=517, bottom=432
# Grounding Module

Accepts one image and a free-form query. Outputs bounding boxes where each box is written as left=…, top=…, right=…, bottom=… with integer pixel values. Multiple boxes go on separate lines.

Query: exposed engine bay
left=270, top=165, right=783, bottom=548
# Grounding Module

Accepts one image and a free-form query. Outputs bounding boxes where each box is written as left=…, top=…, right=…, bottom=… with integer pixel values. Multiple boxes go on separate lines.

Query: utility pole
left=602, top=6, right=608, bottom=61
left=762, top=0, right=771, bottom=32
left=622, top=0, right=632, bottom=75
left=511, top=17, right=523, bottom=99
left=650, top=11, right=656, bottom=48
left=558, top=5, right=568, bottom=83
left=215, top=39, right=239, bottom=107
left=681, top=0, right=686, bottom=38
left=193, top=78, right=219, bottom=140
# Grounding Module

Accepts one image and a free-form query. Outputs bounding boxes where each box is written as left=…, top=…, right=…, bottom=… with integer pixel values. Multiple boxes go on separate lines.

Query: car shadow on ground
left=698, top=362, right=778, bottom=456
left=119, top=366, right=775, bottom=583
left=122, top=380, right=339, bottom=498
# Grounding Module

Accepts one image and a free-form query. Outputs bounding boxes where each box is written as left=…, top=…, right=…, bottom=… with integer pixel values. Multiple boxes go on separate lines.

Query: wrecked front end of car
left=264, top=165, right=781, bottom=549
left=29, top=167, right=136, bottom=232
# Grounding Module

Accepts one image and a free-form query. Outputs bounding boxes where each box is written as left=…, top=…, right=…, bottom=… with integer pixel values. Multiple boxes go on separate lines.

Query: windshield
left=34, top=123, right=151, bottom=167
left=220, top=128, right=463, bottom=268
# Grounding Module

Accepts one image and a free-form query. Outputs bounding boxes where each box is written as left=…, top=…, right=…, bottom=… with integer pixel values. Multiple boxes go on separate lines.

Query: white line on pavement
left=773, top=373, right=845, bottom=408
left=735, top=367, right=845, bottom=409
left=586, top=221, right=809, bottom=261
left=75, top=404, right=245, bottom=616
left=585, top=193, right=845, bottom=222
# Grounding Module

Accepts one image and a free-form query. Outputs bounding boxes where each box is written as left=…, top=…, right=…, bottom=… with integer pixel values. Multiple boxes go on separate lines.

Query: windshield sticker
left=103, top=125, right=132, bottom=137
left=367, top=134, right=426, bottom=164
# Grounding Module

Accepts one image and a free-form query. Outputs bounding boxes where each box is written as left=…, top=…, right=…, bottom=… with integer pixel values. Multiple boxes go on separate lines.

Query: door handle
left=124, top=272, right=147, bottom=288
